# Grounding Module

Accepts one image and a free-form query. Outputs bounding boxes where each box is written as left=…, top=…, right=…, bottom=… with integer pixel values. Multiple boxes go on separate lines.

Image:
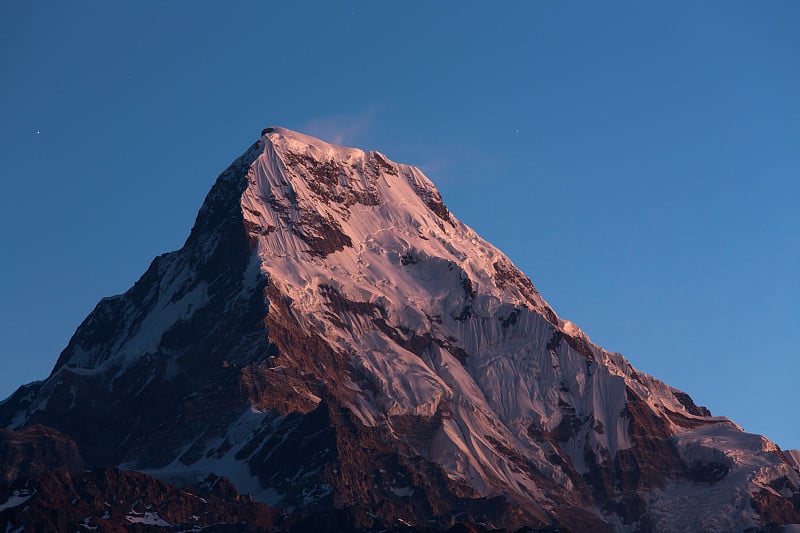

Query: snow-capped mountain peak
left=2, top=127, right=798, bottom=532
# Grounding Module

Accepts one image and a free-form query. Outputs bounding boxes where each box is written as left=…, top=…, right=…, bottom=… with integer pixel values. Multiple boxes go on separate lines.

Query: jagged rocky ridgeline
left=2, top=127, right=799, bottom=532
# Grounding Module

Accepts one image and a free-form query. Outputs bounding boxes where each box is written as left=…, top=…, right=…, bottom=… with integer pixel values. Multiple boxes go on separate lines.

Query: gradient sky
left=1, top=2, right=798, bottom=449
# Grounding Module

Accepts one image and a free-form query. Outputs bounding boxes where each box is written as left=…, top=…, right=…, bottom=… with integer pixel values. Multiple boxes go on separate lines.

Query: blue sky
left=1, top=2, right=798, bottom=449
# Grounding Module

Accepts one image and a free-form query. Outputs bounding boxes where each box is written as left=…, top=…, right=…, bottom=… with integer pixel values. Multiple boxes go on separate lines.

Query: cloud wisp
left=298, top=108, right=381, bottom=147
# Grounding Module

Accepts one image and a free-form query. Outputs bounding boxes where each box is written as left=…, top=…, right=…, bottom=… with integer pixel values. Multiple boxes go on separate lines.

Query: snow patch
left=136, top=407, right=283, bottom=505
left=0, top=489, right=35, bottom=511
left=126, top=511, right=170, bottom=526
left=389, top=486, right=415, bottom=497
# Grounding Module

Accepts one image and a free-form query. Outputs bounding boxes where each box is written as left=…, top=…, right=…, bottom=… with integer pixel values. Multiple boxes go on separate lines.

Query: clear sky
left=1, top=2, right=798, bottom=449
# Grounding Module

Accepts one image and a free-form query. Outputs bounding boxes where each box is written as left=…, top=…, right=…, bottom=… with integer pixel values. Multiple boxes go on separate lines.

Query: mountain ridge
left=2, top=127, right=799, bottom=532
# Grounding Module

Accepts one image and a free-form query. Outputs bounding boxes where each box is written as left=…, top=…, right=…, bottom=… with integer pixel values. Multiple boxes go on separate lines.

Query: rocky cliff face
left=0, top=429, right=281, bottom=533
left=2, top=127, right=799, bottom=532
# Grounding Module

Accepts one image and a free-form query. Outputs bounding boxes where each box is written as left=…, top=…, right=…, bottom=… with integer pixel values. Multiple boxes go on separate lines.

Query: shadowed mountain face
left=2, top=127, right=799, bottom=532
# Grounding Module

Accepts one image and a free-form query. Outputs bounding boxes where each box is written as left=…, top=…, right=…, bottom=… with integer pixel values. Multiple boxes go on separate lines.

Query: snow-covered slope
left=2, top=127, right=799, bottom=532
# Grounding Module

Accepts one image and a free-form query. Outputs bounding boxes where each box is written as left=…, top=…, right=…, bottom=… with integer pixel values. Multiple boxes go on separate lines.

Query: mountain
left=2, top=127, right=799, bottom=532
